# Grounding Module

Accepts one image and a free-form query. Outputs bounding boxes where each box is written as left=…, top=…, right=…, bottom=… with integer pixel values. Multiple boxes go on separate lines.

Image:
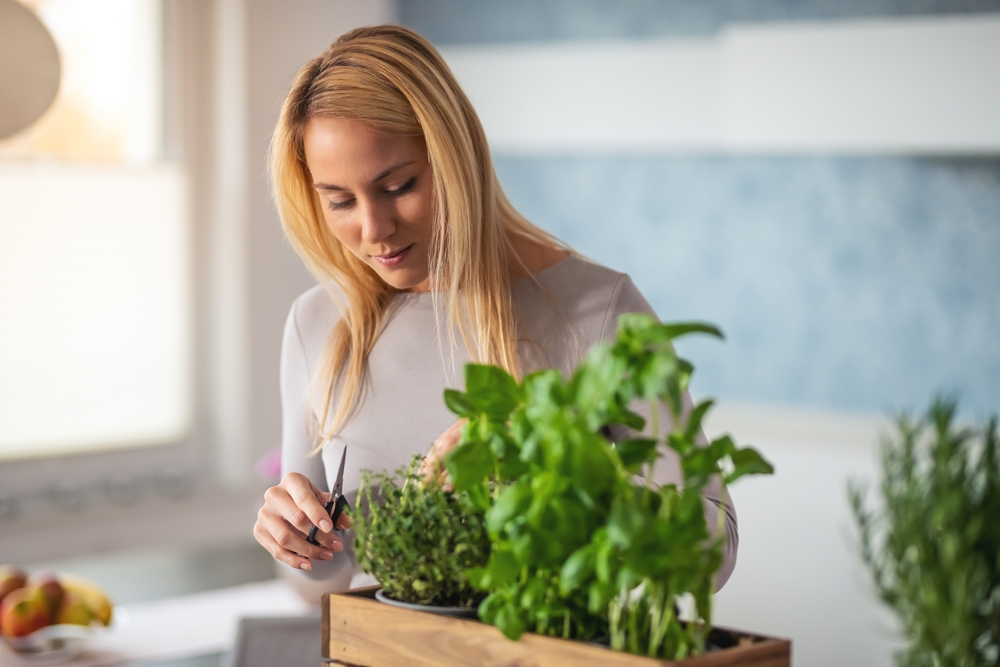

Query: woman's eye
left=387, top=177, right=416, bottom=197
left=327, top=198, right=354, bottom=211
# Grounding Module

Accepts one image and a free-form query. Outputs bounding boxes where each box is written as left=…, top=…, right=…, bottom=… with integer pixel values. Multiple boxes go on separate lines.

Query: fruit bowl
left=0, top=608, right=123, bottom=663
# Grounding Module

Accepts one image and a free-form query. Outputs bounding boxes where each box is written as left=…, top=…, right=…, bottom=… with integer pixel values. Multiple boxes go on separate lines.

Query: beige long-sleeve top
left=279, top=255, right=738, bottom=591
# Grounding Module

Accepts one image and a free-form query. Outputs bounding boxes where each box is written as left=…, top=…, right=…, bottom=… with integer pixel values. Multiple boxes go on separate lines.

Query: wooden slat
left=324, top=590, right=789, bottom=667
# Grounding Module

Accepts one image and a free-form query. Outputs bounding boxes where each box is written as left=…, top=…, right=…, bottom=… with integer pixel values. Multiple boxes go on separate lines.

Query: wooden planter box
left=323, top=587, right=790, bottom=667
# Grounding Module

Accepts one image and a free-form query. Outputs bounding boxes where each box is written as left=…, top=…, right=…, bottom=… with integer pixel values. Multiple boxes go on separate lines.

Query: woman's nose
left=358, top=199, right=395, bottom=245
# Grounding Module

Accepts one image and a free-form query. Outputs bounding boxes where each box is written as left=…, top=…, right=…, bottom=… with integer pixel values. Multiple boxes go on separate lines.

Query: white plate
left=0, top=607, right=124, bottom=663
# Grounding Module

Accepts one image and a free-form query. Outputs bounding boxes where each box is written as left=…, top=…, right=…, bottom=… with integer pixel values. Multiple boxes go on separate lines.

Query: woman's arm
left=254, top=291, right=355, bottom=591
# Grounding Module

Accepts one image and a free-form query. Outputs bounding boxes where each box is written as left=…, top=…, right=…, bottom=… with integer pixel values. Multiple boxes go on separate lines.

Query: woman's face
left=303, top=117, right=434, bottom=292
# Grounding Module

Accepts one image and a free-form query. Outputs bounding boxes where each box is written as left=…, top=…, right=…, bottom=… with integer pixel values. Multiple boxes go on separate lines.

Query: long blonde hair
left=270, top=25, right=566, bottom=449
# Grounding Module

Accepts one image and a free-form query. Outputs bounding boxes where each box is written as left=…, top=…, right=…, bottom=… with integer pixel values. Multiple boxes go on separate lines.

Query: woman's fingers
left=254, top=506, right=339, bottom=569
left=422, top=419, right=467, bottom=484
left=262, top=486, right=342, bottom=551
left=437, top=467, right=453, bottom=492
left=335, top=511, right=352, bottom=530
left=254, top=523, right=312, bottom=570
left=283, top=472, right=336, bottom=533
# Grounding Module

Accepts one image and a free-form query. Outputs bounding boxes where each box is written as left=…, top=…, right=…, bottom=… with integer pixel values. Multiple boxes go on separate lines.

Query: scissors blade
left=332, top=444, right=347, bottom=497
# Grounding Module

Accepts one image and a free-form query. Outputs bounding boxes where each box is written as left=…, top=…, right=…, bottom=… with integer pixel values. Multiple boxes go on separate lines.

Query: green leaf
left=445, top=438, right=494, bottom=492
left=520, top=576, right=548, bottom=610
left=486, top=480, right=532, bottom=535
left=559, top=545, right=596, bottom=596
left=587, top=581, right=613, bottom=614
left=489, top=426, right=528, bottom=479
left=615, top=565, right=642, bottom=591
left=657, top=322, right=724, bottom=341
left=513, top=531, right=541, bottom=565
left=477, top=591, right=504, bottom=623
left=725, top=446, right=774, bottom=484
left=464, top=481, right=491, bottom=513
left=684, top=399, right=715, bottom=442
left=497, top=450, right=529, bottom=480
left=464, top=364, right=522, bottom=421
left=634, top=354, right=680, bottom=401
left=607, top=503, right=648, bottom=549
left=595, top=540, right=617, bottom=584
left=443, top=389, right=475, bottom=418
left=615, top=438, right=659, bottom=472
left=495, top=601, right=526, bottom=640
left=566, top=431, right=617, bottom=494
left=475, top=547, right=519, bottom=589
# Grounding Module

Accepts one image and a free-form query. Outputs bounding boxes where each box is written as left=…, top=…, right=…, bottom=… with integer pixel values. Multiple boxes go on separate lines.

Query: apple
left=0, top=565, right=27, bottom=605
left=26, top=571, right=64, bottom=615
left=54, top=591, right=92, bottom=626
left=0, top=587, right=50, bottom=637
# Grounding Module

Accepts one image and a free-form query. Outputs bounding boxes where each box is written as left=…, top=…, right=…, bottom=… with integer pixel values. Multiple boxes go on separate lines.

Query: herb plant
left=849, top=398, right=1000, bottom=667
left=352, top=456, right=490, bottom=608
left=443, top=314, right=773, bottom=659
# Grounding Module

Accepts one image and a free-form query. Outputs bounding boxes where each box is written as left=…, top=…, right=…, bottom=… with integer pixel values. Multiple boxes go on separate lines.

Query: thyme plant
left=850, top=399, right=1000, bottom=667
left=443, top=314, right=773, bottom=658
left=353, top=456, right=490, bottom=608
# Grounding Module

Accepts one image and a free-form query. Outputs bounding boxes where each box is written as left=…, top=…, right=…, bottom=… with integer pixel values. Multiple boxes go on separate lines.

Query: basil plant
left=443, top=314, right=773, bottom=659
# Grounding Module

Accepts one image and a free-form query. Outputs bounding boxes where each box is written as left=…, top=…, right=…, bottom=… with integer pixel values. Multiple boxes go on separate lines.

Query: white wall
left=706, top=406, right=902, bottom=667
left=442, top=14, right=1000, bottom=154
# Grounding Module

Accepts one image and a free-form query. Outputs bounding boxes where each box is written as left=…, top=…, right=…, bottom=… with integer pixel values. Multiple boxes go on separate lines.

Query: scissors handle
left=306, top=494, right=350, bottom=547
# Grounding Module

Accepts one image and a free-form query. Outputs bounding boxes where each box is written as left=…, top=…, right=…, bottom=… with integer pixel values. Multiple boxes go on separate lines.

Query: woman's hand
left=418, top=420, right=466, bottom=488
left=254, top=472, right=352, bottom=571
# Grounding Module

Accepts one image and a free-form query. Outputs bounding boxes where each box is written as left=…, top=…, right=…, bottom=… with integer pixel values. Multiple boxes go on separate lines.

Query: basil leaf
left=464, top=364, right=521, bottom=421
left=559, top=545, right=596, bottom=596
left=615, top=438, right=659, bottom=472
left=445, top=438, right=494, bottom=492
left=443, top=389, right=475, bottom=418
left=726, top=446, right=775, bottom=484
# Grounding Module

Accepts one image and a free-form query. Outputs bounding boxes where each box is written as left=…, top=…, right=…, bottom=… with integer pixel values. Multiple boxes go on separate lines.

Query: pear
left=0, top=565, right=27, bottom=605
left=0, top=587, right=50, bottom=637
left=54, top=591, right=92, bottom=626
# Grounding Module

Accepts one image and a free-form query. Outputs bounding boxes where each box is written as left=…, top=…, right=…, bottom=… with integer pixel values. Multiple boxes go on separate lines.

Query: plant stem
left=647, top=582, right=666, bottom=657
left=610, top=592, right=624, bottom=651
left=628, top=588, right=640, bottom=654
left=648, top=400, right=660, bottom=481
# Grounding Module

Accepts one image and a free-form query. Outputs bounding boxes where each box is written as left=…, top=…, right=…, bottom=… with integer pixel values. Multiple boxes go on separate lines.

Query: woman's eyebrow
left=313, top=160, right=417, bottom=191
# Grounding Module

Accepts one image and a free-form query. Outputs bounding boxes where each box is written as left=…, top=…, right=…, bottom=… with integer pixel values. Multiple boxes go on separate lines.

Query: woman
left=253, top=25, right=738, bottom=595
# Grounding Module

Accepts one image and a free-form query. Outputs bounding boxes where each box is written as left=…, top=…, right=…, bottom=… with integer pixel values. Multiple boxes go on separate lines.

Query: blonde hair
left=270, top=25, right=567, bottom=450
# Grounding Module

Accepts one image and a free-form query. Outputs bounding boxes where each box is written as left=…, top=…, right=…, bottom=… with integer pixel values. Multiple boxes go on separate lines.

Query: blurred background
left=1, top=1, right=998, bottom=665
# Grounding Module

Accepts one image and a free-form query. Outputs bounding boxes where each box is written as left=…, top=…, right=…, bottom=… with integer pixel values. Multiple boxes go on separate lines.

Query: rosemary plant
left=850, top=399, right=1000, bottom=667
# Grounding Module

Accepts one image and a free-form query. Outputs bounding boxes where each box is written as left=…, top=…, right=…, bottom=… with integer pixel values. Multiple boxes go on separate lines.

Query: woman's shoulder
left=534, top=254, right=628, bottom=293
left=523, top=255, right=656, bottom=340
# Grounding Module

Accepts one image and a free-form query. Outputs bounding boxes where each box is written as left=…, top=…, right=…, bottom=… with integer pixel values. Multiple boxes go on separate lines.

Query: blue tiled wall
left=401, top=3, right=1000, bottom=417
left=401, top=0, right=1000, bottom=43
left=494, top=156, right=1000, bottom=416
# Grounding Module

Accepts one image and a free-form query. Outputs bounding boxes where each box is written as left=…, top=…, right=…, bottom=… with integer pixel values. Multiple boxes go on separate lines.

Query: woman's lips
left=372, top=244, right=412, bottom=267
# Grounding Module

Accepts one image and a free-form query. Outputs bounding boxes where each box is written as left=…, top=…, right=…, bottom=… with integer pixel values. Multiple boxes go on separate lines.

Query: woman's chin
left=375, top=268, right=430, bottom=293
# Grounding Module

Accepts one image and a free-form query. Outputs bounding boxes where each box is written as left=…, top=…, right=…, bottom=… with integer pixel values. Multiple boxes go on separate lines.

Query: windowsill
left=1, top=487, right=265, bottom=565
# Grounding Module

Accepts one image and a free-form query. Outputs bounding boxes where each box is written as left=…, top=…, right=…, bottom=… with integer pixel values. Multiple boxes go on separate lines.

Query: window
left=0, top=0, right=192, bottom=460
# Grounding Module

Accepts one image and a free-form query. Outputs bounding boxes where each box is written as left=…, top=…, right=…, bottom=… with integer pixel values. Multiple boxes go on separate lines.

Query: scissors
left=306, top=444, right=350, bottom=547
